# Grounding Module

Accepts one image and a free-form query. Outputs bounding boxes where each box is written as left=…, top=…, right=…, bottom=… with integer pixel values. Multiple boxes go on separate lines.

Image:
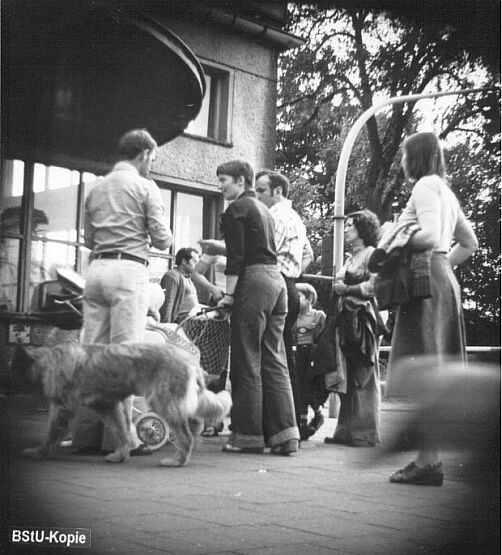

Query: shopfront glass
left=1, top=160, right=25, bottom=309
left=0, top=159, right=212, bottom=312
left=175, top=192, right=203, bottom=253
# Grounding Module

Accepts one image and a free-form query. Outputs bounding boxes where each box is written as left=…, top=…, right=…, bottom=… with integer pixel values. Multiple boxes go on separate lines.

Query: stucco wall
left=152, top=16, right=279, bottom=187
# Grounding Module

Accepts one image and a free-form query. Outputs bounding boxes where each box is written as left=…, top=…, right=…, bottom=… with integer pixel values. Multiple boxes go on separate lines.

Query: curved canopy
left=3, top=0, right=206, bottom=162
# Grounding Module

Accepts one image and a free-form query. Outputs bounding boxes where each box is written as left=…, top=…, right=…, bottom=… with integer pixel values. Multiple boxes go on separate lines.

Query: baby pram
left=42, top=267, right=231, bottom=451
left=140, top=305, right=231, bottom=449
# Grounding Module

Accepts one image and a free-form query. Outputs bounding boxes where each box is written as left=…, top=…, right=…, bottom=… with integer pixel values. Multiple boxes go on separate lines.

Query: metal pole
left=332, top=87, right=492, bottom=277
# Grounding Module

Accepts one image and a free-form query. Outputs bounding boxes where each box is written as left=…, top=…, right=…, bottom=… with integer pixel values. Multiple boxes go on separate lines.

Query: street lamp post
left=332, top=87, right=492, bottom=278
left=327, top=87, right=493, bottom=418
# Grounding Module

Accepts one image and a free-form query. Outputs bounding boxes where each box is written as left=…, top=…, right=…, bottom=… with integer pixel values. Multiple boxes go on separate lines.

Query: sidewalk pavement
left=2, top=398, right=498, bottom=555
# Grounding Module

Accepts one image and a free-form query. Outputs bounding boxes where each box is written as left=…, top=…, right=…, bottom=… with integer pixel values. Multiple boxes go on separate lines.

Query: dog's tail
left=195, top=390, right=232, bottom=423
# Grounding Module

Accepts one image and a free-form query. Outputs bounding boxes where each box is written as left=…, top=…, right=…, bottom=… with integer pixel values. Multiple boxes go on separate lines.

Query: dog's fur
left=14, top=341, right=231, bottom=466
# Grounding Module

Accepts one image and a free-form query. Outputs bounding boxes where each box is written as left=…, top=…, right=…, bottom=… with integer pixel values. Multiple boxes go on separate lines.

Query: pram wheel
left=135, top=412, right=170, bottom=450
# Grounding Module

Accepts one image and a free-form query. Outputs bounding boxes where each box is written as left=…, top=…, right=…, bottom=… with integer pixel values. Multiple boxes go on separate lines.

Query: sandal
left=270, top=439, right=299, bottom=456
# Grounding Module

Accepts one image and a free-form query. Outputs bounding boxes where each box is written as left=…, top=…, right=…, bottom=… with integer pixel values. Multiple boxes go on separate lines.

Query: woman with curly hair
left=324, top=209, right=384, bottom=447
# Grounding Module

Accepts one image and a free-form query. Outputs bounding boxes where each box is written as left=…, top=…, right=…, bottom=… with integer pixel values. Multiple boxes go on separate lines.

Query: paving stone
left=5, top=405, right=497, bottom=554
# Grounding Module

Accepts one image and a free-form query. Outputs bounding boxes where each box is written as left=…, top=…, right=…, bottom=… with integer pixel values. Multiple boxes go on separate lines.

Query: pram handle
left=194, top=305, right=232, bottom=316
left=53, top=295, right=84, bottom=317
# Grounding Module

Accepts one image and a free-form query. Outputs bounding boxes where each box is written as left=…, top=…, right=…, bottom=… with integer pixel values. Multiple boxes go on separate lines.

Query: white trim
left=150, top=173, right=221, bottom=195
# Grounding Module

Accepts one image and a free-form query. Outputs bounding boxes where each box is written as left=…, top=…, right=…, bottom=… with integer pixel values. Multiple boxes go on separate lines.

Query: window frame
left=1, top=158, right=223, bottom=314
left=183, top=60, right=234, bottom=145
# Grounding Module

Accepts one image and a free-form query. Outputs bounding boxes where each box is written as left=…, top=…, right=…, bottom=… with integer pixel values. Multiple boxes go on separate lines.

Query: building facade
left=0, top=1, right=302, bottom=359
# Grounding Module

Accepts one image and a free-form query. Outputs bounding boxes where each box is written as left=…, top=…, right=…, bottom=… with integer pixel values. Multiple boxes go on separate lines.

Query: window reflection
left=1, top=159, right=25, bottom=235
left=0, top=237, right=19, bottom=310
left=30, top=240, right=75, bottom=308
left=2, top=159, right=25, bottom=198
left=80, top=247, right=92, bottom=279
left=0, top=159, right=214, bottom=313
left=158, top=188, right=172, bottom=227
left=186, top=74, right=212, bottom=137
left=184, top=64, right=231, bottom=142
left=33, top=163, right=79, bottom=240
left=175, top=193, right=203, bottom=252
left=149, top=256, right=172, bottom=283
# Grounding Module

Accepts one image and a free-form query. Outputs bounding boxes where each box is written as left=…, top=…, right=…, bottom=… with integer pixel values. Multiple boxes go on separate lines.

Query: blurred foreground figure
left=383, top=357, right=500, bottom=552
left=385, top=358, right=500, bottom=482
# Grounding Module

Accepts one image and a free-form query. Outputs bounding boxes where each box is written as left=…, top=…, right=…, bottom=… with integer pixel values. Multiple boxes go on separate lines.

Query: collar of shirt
left=270, top=198, right=292, bottom=214
left=175, top=267, right=191, bottom=278
left=237, top=190, right=257, bottom=199
left=112, top=160, right=140, bottom=174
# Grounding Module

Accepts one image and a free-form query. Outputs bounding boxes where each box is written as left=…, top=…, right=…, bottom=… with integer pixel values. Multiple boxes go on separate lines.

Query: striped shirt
left=269, top=199, right=313, bottom=278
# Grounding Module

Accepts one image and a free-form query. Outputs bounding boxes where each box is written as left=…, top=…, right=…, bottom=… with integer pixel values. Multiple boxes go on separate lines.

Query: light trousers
left=72, top=259, right=149, bottom=450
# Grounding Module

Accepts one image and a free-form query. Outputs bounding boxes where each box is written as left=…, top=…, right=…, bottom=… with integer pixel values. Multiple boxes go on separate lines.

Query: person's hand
left=198, top=239, right=226, bottom=256
left=147, top=308, right=160, bottom=322
left=333, top=281, right=348, bottom=295
left=146, top=315, right=159, bottom=329
left=211, top=287, right=225, bottom=302
left=217, top=294, right=234, bottom=308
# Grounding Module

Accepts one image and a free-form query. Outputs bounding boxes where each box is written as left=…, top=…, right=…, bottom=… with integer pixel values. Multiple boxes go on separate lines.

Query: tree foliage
left=278, top=6, right=500, bottom=344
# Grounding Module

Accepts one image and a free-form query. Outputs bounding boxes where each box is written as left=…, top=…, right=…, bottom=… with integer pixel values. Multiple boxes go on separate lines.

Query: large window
left=1, top=159, right=219, bottom=313
left=1, top=160, right=104, bottom=312
left=185, top=63, right=233, bottom=143
left=1, top=160, right=25, bottom=310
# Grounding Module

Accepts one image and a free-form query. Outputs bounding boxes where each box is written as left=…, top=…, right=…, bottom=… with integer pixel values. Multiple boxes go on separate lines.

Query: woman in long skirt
left=387, top=132, right=478, bottom=486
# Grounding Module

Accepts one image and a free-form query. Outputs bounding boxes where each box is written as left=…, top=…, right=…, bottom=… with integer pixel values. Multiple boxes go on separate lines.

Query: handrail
left=379, top=345, right=501, bottom=353
left=300, top=273, right=334, bottom=282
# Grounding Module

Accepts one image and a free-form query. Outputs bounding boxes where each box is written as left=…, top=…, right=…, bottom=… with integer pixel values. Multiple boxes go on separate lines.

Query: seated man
left=160, top=247, right=200, bottom=323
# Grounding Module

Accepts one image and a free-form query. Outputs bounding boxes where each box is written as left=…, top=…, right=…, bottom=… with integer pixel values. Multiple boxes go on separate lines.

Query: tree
left=278, top=6, right=500, bottom=344
left=278, top=5, right=499, bottom=220
left=447, top=140, right=501, bottom=345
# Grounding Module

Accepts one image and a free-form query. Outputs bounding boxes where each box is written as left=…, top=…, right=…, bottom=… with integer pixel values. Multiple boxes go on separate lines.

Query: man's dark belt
left=95, top=252, right=149, bottom=266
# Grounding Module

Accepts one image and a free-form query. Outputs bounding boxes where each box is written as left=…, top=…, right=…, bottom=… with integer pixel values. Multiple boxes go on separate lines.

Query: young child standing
left=293, top=282, right=327, bottom=440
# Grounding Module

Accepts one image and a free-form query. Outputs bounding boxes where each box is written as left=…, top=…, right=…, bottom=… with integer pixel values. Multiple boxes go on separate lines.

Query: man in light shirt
left=73, top=128, right=172, bottom=456
left=255, top=170, right=314, bottom=430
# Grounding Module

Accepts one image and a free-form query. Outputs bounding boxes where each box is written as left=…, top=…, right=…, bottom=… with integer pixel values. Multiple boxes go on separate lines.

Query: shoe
left=201, top=427, right=219, bottom=437
left=308, top=411, right=325, bottom=432
left=201, top=422, right=224, bottom=437
left=324, top=436, right=375, bottom=447
left=389, top=461, right=443, bottom=486
left=270, top=439, right=299, bottom=456
left=129, top=443, right=153, bottom=456
left=299, top=423, right=315, bottom=441
left=222, top=444, right=264, bottom=454
left=324, top=436, right=347, bottom=445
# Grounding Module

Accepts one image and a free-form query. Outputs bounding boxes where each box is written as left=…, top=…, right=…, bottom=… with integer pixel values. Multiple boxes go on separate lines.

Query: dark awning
left=2, top=0, right=206, bottom=162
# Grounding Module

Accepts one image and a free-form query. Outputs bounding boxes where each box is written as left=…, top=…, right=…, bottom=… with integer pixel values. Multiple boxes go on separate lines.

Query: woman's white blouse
left=398, top=175, right=466, bottom=252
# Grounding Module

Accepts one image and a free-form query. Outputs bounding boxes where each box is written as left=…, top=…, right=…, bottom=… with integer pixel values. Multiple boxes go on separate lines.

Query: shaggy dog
left=14, top=341, right=231, bottom=466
